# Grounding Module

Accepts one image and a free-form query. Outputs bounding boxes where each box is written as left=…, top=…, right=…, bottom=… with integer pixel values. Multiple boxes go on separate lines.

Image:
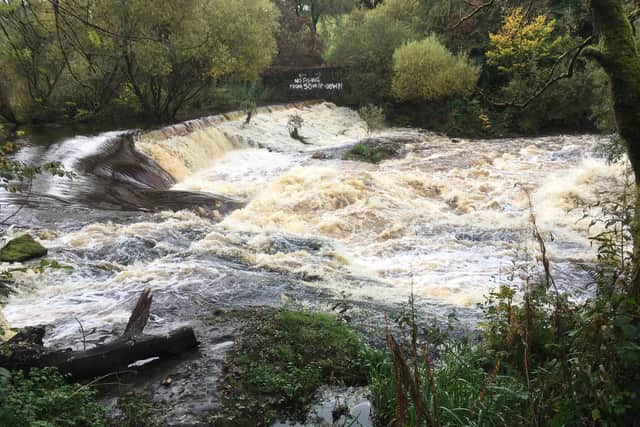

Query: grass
left=212, top=308, right=370, bottom=425
left=342, top=143, right=397, bottom=163
left=369, top=341, right=531, bottom=427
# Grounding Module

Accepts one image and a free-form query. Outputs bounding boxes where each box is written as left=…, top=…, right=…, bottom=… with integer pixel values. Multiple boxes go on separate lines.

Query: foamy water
left=2, top=102, right=625, bottom=345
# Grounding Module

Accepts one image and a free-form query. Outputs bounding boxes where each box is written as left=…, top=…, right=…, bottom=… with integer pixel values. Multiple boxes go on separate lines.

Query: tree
left=584, top=0, right=640, bottom=292
left=330, top=10, right=413, bottom=103
left=392, top=36, right=479, bottom=101
left=486, top=7, right=567, bottom=76
left=0, top=1, right=67, bottom=123
left=109, top=0, right=279, bottom=121
left=0, top=0, right=280, bottom=123
left=285, top=0, right=358, bottom=31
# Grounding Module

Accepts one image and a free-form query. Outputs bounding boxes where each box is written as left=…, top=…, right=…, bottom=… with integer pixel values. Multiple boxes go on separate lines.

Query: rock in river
left=0, top=234, right=48, bottom=263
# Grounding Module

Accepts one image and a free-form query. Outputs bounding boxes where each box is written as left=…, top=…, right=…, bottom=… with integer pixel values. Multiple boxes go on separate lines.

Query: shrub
left=0, top=367, right=107, bottom=426
left=358, top=104, right=387, bottom=131
left=330, top=10, right=413, bottom=103
left=391, top=36, right=479, bottom=102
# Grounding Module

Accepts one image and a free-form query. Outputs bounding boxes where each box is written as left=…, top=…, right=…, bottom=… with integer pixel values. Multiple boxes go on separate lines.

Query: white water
left=3, top=102, right=626, bottom=345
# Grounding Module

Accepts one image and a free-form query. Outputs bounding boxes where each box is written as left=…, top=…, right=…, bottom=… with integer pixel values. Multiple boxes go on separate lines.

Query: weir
left=0, top=103, right=626, bottom=351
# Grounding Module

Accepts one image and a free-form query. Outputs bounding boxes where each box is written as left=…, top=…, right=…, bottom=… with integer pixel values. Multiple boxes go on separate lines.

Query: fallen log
left=0, top=289, right=199, bottom=379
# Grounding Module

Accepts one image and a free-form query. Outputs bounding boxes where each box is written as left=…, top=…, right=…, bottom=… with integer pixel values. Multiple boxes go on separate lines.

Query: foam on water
left=2, top=103, right=627, bottom=344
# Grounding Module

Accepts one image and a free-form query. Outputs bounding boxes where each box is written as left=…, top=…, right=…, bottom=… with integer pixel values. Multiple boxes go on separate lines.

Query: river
left=1, top=101, right=623, bottom=349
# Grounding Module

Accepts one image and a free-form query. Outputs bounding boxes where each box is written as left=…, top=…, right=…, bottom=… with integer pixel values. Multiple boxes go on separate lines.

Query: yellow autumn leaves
left=487, top=7, right=566, bottom=75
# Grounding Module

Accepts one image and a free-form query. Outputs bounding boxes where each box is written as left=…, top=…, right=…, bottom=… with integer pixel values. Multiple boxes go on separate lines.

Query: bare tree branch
left=453, top=0, right=495, bottom=29
left=480, top=36, right=595, bottom=109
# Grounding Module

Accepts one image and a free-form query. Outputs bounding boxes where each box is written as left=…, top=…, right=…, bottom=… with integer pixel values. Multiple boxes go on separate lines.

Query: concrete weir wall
left=137, top=100, right=323, bottom=143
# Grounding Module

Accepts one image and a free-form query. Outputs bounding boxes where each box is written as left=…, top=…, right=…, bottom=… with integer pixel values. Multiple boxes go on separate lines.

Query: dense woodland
left=0, top=0, right=621, bottom=134
left=2, top=0, right=640, bottom=426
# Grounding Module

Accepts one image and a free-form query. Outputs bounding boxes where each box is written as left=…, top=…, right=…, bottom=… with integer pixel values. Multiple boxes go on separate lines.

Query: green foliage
left=370, top=342, right=531, bottom=426
left=358, top=104, right=387, bottom=131
left=329, top=10, right=413, bottom=103
left=499, top=63, right=607, bottom=134
left=115, top=395, right=157, bottom=427
left=110, top=0, right=279, bottom=121
left=392, top=36, right=479, bottom=101
left=216, top=309, right=370, bottom=424
left=0, top=0, right=279, bottom=123
left=343, top=143, right=397, bottom=163
left=0, top=368, right=107, bottom=426
left=281, top=0, right=358, bottom=29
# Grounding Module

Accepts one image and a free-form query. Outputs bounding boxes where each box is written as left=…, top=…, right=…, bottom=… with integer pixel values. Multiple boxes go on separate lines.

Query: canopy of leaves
left=329, top=10, right=413, bottom=102
left=0, top=0, right=279, bottom=123
left=486, top=7, right=567, bottom=76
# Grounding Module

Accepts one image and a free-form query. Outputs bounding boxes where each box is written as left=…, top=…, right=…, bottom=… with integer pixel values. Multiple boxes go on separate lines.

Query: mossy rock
left=342, top=143, right=399, bottom=164
left=0, top=234, right=48, bottom=263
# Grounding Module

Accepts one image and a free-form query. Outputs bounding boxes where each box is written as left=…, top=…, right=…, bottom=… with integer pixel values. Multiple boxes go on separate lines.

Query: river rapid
left=1, top=102, right=624, bottom=350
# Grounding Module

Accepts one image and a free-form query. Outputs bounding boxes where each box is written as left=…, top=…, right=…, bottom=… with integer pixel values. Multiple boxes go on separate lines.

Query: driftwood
left=124, top=287, right=153, bottom=336
left=0, top=288, right=198, bottom=379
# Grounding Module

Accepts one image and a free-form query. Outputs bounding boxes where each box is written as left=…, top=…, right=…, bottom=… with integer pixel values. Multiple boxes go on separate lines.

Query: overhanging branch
left=481, top=36, right=594, bottom=109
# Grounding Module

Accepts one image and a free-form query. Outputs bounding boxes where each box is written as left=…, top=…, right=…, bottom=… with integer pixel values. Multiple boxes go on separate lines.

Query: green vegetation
left=358, top=104, right=387, bottom=131
left=329, top=10, right=413, bottom=103
left=0, top=367, right=158, bottom=426
left=343, top=143, right=398, bottom=163
left=320, top=0, right=620, bottom=137
left=0, top=367, right=107, bottom=426
left=392, top=36, right=479, bottom=102
left=213, top=309, right=369, bottom=425
left=114, top=395, right=157, bottom=427
left=369, top=189, right=640, bottom=426
left=0, top=234, right=48, bottom=263
left=0, top=0, right=279, bottom=123
left=0, top=0, right=627, bottom=138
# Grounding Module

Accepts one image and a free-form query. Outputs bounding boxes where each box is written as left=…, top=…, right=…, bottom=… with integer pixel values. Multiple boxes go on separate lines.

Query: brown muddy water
left=0, top=102, right=625, bottom=424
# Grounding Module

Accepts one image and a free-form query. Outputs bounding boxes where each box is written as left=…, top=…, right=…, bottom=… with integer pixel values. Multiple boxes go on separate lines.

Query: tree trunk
left=4, top=327, right=198, bottom=379
left=0, top=289, right=199, bottom=379
left=586, top=0, right=640, bottom=295
left=124, top=287, right=152, bottom=336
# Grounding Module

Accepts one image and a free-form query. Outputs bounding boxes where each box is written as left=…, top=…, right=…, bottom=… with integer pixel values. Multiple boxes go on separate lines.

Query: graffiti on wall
left=288, top=72, right=344, bottom=92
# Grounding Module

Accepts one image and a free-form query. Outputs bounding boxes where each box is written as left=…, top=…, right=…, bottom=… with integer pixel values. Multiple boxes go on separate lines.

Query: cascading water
left=1, top=102, right=624, bottom=350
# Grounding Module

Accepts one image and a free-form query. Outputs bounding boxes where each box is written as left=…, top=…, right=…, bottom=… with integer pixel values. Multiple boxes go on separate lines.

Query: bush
left=358, top=104, right=387, bottom=131
left=391, top=36, right=479, bottom=102
left=343, top=143, right=397, bottom=163
left=330, top=10, right=413, bottom=103
left=0, top=367, right=107, bottom=426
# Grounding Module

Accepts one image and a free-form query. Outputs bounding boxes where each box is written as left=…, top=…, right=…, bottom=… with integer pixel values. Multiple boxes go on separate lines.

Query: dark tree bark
left=0, top=289, right=198, bottom=379
left=586, top=0, right=640, bottom=181
left=4, top=327, right=198, bottom=379
left=124, top=287, right=152, bottom=336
